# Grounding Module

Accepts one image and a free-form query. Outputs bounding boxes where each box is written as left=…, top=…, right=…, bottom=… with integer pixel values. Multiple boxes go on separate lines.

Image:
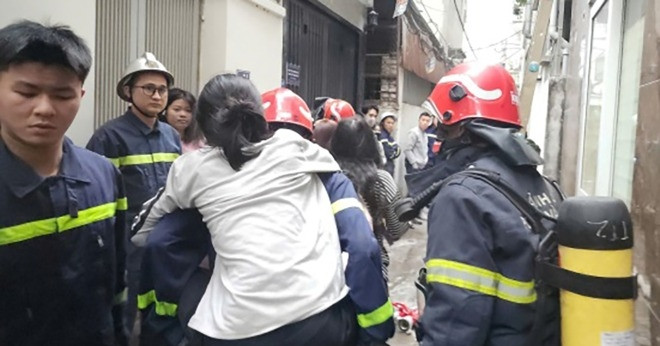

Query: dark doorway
left=283, top=0, right=360, bottom=107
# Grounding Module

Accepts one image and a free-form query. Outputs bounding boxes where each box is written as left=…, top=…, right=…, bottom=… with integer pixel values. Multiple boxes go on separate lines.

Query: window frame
left=576, top=0, right=625, bottom=196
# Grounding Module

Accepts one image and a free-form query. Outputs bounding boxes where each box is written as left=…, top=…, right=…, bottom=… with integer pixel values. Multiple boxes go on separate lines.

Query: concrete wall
left=402, top=69, right=434, bottom=106
left=0, top=0, right=96, bottom=146
left=199, top=0, right=285, bottom=92
left=316, top=0, right=370, bottom=31
left=632, top=1, right=660, bottom=343
left=434, top=0, right=466, bottom=49
left=559, top=0, right=590, bottom=195
left=527, top=70, right=550, bottom=162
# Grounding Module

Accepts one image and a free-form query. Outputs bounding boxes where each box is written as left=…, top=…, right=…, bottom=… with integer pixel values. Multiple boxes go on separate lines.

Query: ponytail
left=197, top=74, right=271, bottom=170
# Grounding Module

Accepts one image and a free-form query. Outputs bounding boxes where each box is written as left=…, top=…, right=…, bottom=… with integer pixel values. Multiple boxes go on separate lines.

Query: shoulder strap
left=442, top=168, right=552, bottom=235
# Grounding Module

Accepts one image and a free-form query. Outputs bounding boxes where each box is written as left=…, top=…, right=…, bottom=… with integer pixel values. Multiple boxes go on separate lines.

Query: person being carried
left=134, top=75, right=363, bottom=346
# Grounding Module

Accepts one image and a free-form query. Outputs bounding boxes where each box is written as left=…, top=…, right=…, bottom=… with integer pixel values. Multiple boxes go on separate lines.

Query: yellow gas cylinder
left=556, top=197, right=635, bottom=346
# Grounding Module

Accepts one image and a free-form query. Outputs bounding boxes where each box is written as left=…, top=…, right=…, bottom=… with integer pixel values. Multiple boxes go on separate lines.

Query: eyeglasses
left=134, top=84, right=169, bottom=97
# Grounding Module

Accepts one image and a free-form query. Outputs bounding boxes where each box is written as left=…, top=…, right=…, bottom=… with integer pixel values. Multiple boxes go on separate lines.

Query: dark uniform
left=417, top=144, right=561, bottom=346
left=424, top=125, right=437, bottom=168
left=87, top=108, right=181, bottom=330
left=134, top=172, right=394, bottom=345
left=0, top=138, right=127, bottom=346
left=378, top=129, right=401, bottom=176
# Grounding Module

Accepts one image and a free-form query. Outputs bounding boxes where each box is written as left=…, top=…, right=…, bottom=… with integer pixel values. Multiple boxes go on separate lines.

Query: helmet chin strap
left=128, top=95, right=159, bottom=119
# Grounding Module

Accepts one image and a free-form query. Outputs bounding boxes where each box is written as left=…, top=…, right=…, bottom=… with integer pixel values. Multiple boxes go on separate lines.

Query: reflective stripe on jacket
left=86, top=109, right=181, bottom=223
left=135, top=172, right=394, bottom=345
left=421, top=150, right=561, bottom=346
left=0, top=138, right=127, bottom=345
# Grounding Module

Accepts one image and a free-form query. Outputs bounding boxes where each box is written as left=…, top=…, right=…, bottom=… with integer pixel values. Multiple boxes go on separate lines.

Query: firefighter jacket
left=378, top=129, right=401, bottom=176
left=133, top=172, right=395, bottom=345
left=0, top=138, right=127, bottom=346
left=419, top=146, right=561, bottom=346
left=425, top=126, right=437, bottom=168
left=86, top=109, right=180, bottom=235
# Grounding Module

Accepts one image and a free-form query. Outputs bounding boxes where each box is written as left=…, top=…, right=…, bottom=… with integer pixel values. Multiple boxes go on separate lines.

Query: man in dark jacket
left=412, top=62, right=562, bottom=346
left=87, top=52, right=181, bottom=335
left=377, top=111, right=401, bottom=177
left=0, top=21, right=127, bottom=345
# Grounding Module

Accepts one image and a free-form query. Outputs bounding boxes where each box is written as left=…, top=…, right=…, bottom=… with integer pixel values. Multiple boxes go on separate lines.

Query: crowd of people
left=0, top=20, right=563, bottom=346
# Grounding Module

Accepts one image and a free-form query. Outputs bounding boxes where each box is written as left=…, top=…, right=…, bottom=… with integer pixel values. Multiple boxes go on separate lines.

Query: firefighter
left=314, top=97, right=387, bottom=169
left=132, top=86, right=394, bottom=346
left=314, top=97, right=356, bottom=123
left=0, top=21, right=127, bottom=345
left=416, top=62, right=562, bottom=345
left=264, top=87, right=395, bottom=345
left=377, top=111, right=401, bottom=177
left=133, top=77, right=393, bottom=345
left=86, top=52, right=181, bottom=334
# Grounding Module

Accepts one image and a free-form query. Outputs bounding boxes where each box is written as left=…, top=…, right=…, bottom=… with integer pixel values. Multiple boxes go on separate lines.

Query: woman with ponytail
left=330, top=117, right=411, bottom=282
left=134, top=74, right=357, bottom=345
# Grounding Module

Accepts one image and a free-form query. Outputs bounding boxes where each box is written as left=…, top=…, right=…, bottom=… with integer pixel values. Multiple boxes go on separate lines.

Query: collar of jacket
left=464, top=120, right=543, bottom=167
left=404, top=145, right=490, bottom=196
left=125, top=108, right=162, bottom=135
left=1, top=137, right=91, bottom=198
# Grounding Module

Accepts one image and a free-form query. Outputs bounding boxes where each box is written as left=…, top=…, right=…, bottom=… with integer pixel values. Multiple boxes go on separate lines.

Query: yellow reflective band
left=426, top=259, right=537, bottom=304
left=357, top=300, right=394, bottom=328
left=108, top=158, right=120, bottom=168
left=0, top=200, right=123, bottom=246
left=113, top=288, right=128, bottom=305
left=117, top=197, right=128, bottom=211
left=331, top=198, right=364, bottom=214
left=114, top=153, right=179, bottom=167
left=137, top=290, right=178, bottom=317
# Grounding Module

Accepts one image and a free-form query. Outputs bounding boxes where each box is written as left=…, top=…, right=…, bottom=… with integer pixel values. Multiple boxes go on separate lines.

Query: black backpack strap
left=537, top=261, right=637, bottom=300
left=441, top=169, right=556, bottom=346
left=443, top=169, right=553, bottom=235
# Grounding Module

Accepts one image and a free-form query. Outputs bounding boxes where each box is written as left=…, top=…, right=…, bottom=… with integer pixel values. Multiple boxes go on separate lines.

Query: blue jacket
left=86, top=109, right=181, bottom=229
left=0, top=138, right=127, bottom=346
left=420, top=147, right=561, bottom=346
left=135, top=172, right=394, bottom=345
left=378, top=129, right=400, bottom=176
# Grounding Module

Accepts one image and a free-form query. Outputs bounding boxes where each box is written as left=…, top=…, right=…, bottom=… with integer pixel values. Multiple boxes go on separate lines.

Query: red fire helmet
left=423, top=62, right=521, bottom=127
left=261, top=87, right=314, bottom=137
left=322, top=98, right=356, bottom=122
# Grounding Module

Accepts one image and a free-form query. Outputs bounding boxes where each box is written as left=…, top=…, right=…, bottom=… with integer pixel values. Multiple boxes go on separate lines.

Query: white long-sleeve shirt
left=135, top=129, right=349, bottom=340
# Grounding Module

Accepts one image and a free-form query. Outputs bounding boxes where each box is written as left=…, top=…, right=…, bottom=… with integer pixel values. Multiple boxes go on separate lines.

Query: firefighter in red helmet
left=262, top=87, right=314, bottom=139
left=314, top=97, right=356, bottom=122
left=411, top=62, right=563, bottom=346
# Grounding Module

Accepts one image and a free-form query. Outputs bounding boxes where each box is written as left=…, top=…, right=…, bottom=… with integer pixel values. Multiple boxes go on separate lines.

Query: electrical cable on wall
left=417, top=0, right=449, bottom=50
left=451, top=0, right=478, bottom=59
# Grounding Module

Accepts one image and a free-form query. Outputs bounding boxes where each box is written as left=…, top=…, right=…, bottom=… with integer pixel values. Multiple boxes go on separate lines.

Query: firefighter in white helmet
left=86, top=52, right=182, bottom=335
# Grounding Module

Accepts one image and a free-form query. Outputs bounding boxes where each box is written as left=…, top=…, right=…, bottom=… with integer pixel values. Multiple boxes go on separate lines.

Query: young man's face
left=365, top=108, right=378, bottom=127
left=127, top=72, right=168, bottom=117
left=0, top=62, right=84, bottom=149
left=418, top=115, right=432, bottom=131
left=382, top=117, right=395, bottom=133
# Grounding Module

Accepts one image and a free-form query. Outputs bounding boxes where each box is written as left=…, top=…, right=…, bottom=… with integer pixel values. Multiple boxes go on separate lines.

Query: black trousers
left=180, top=269, right=357, bottom=346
